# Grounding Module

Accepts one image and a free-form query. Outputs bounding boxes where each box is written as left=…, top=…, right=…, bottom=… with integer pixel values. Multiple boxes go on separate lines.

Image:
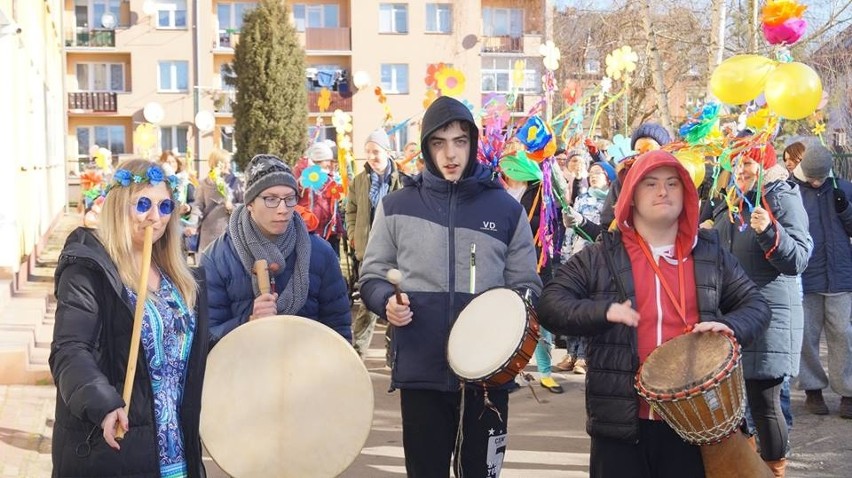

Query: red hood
left=614, top=150, right=699, bottom=257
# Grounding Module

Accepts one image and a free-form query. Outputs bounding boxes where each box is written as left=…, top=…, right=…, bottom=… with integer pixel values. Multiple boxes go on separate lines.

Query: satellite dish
left=143, top=102, right=165, bottom=124
left=462, top=34, right=479, bottom=50
left=100, top=12, right=116, bottom=29
left=195, top=111, right=215, bottom=133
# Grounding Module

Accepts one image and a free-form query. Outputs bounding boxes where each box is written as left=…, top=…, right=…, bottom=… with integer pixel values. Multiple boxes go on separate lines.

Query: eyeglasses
left=261, top=195, right=299, bottom=208
left=136, top=197, right=176, bottom=215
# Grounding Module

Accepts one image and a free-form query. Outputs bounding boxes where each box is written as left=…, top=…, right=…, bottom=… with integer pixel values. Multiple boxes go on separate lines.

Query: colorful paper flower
left=435, top=66, right=466, bottom=97
left=679, top=102, right=721, bottom=145
left=606, top=134, right=635, bottom=163
left=324, top=182, right=342, bottom=201
left=812, top=122, right=826, bottom=136
left=317, top=88, right=332, bottom=112
left=80, top=170, right=103, bottom=191
left=539, top=40, right=561, bottom=71
left=600, top=77, right=613, bottom=94
left=605, top=46, right=638, bottom=81
left=300, top=165, right=328, bottom=191
left=512, top=60, right=525, bottom=89
left=517, top=116, right=553, bottom=153
left=423, top=88, right=438, bottom=109
left=425, top=63, right=446, bottom=87
left=761, top=0, right=807, bottom=26
left=562, top=80, right=580, bottom=106
left=331, top=109, right=352, bottom=133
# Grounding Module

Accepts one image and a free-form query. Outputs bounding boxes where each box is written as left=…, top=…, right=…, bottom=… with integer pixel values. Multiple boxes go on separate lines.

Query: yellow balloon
left=674, top=149, right=706, bottom=188
left=764, top=62, right=823, bottom=120
left=709, top=55, right=777, bottom=105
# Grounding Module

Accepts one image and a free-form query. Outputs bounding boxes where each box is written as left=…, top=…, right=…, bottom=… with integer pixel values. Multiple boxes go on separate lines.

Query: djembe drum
left=636, top=331, right=773, bottom=478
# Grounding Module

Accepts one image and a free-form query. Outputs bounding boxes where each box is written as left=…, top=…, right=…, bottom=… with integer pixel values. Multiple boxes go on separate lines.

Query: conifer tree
left=231, top=0, right=306, bottom=168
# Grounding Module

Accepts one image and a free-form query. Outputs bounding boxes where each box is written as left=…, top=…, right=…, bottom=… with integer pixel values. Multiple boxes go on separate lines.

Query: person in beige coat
left=187, top=149, right=244, bottom=252
left=345, top=129, right=402, bottom=358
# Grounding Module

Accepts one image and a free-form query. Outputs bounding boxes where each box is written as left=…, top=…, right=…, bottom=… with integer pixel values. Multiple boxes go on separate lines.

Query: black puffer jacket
left=50, top=228, right=209, bottom=477
left=538, top=229, right=770, bottom=442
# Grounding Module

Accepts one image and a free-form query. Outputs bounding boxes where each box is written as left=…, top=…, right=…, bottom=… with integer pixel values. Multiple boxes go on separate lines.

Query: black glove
left=834, top=188, right=849, bottom=213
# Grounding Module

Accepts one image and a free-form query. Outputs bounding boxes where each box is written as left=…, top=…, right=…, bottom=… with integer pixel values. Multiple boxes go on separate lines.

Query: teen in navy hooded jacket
left=359, top=96, right=542, bottom=477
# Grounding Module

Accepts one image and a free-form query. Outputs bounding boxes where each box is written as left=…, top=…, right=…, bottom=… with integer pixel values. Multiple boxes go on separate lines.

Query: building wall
left=0, top=0, right=66, bottom=275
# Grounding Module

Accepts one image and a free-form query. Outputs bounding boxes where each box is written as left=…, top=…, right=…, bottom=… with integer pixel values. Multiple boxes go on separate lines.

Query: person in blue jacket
left=359, top=96, right=542, bottom=478
left=201, top=154, right=351, bottom=344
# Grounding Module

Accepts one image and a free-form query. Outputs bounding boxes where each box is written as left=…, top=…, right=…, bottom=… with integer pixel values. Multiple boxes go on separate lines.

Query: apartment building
left=64, top=0, right=551, bottom=178
left=0, top=0, right=66, bottom=277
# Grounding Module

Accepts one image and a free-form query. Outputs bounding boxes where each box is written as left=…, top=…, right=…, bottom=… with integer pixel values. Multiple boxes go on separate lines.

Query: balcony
left=65, top=29, right=116, bottom=48
left=481, top=36, right=523, bottom=53
left=212, top=90, right=237, bottom=114
left=67, top=92, right=118, bottom=113
left=305, top=27, right=351, bottom=52
left=215, top=30, right=240, bottom=50
left=307, top=91, right=352, bottom=113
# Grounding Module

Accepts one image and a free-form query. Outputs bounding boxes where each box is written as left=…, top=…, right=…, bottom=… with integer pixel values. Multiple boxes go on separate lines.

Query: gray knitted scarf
left=228, top=204, right=311, bottom=315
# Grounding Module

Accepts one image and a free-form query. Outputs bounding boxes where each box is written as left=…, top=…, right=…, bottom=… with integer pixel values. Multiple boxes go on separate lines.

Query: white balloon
left=353, top=71, right=371, bottom=89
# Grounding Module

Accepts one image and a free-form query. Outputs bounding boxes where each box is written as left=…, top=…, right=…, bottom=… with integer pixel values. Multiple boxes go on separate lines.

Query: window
left=75, top=63, right=125, bottom=91
left=76, top=125, right=126, bottom=155
left=379, top=4, right=408, bottom=34
left=216, top=2, right=257, bottom=31
left=481, top=58, right=539, bottom=93
left=482, top=8, right=522, bottom=37
left=307, top=125, right=336, bottom=142
left=292, top=4, right=340, bottom=32
left=390, top=126, right=408, bottom=151
left=584, top=47, right=600, bottom=74
left=380, top=64, right=409, bottom=94
left=161, top=126, right=189, bottom=153
left=158, top=61, right=189, bottom=92
left=425, top=4, right=451, bottom=33
left=155, top=0, right=187, bottom=28
left=76, top=0, right=121, bottom=29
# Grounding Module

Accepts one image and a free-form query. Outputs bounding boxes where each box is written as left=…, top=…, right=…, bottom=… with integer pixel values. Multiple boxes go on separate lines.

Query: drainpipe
left=192, top=0, right=201, bottom=176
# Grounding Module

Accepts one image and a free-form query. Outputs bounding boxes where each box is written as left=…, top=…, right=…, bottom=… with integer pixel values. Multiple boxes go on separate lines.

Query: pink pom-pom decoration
left=762, top=18, right=807, bottom=45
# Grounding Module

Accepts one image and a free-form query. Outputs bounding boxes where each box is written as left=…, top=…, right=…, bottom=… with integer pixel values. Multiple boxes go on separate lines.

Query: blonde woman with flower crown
left=50, top=159, right=210, bottom=477
left=187, top=148, right=244, bottom=252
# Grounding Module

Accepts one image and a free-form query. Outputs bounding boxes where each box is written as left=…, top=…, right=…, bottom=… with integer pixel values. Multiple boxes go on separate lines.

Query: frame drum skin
left=200, top=315, right=374, bottom=477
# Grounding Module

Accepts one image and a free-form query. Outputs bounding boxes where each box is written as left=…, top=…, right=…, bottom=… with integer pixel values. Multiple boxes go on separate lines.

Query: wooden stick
left=255, top=259, right=271, bottom=295
left=115, top=225, right=153, bottom=440
left=386, top=269, right=403, bottom=304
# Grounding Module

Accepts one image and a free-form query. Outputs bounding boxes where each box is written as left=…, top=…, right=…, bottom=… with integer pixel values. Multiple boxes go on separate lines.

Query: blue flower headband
left=105, top=166, right=180, bottom=195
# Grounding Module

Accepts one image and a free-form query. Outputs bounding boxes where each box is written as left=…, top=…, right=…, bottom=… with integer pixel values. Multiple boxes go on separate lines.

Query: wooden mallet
left=115, top=225, right=153, bottom=440
left=386, top=268, right=403, bottom=304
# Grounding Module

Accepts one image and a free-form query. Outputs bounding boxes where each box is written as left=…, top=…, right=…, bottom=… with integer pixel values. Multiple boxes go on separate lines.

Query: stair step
left=29, top=347, right=50, bottom=366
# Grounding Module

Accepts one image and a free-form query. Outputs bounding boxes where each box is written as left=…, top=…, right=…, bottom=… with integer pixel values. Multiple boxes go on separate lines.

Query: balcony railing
left=68, top=92, right=118, bottom=113
left=213, top=90, right=237, bottom=114
left=66, top=29, right=116, bottom=48
left=307, top=91, right=352, bottom=113
left=482, top=93, right=524, bottom=113
left=305, top=27, right=351, bottom=51
left=481, top=36, right=523, bottom=53
left=216, top=30, right=240, bottom=49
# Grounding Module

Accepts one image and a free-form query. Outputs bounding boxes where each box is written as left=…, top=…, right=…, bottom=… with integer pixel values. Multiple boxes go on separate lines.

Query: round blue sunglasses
left=136, top=197, right=176, bottom=215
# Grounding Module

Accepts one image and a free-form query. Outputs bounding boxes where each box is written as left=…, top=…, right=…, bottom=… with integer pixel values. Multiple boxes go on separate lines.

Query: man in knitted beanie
left=200, top=154, right=352, bottom=344
left=631, top=122, right=672, bottom=154
left=791, top=141, right=852, bottom=419
left=346, top=129, right=403, bottom=359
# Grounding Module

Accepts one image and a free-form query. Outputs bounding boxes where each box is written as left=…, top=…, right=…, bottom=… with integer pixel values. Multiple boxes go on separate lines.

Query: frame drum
left=200, top=315, right=373, bottom=477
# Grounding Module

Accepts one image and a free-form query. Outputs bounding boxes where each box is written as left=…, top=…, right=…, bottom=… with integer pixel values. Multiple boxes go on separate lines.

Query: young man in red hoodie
left=538, top=150, right=771, bottom=477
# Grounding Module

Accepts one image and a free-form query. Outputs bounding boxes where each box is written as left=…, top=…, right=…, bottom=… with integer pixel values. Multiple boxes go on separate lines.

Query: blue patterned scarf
left=369, top=165, right=391, bottom=209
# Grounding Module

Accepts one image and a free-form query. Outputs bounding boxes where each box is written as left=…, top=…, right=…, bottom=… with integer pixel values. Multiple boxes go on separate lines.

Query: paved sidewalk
left=0, top=385, right=53, bottom=477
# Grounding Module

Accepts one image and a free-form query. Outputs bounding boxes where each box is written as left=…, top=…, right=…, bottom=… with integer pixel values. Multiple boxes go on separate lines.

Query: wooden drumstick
left=386, top=268, right=403, bottom=304
left=116, top=225, right=153, bottom=440
left=254, top=259, right=271, bottom=295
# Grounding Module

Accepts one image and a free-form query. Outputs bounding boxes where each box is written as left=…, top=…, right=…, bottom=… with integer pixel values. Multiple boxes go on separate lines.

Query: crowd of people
left=50, top=94, right=851, bottom=478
